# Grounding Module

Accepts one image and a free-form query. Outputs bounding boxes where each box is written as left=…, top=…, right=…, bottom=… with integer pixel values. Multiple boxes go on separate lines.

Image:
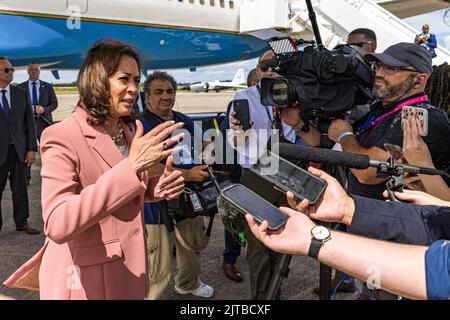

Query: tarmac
left=0, top=92, right=359, bottom=300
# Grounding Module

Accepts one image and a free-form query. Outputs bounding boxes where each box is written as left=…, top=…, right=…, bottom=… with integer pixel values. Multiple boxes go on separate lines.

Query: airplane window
left=220, top=0, right=225, bottom=8
left=229, top=1, right=234, bottom=9
left=210, top=0, right=215, bottom=7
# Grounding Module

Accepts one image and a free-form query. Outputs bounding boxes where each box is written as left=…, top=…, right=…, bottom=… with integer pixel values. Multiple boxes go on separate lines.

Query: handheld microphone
left=277, top=143, right=448, bottom=176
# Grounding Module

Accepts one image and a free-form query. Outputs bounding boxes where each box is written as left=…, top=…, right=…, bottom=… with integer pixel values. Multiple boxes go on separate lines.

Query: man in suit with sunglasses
left=0, top=57, right=40, bottom=234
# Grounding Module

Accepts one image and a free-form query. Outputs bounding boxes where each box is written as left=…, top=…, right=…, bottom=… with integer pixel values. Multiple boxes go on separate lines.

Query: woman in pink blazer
left=4, top=40, right=186, bottom=299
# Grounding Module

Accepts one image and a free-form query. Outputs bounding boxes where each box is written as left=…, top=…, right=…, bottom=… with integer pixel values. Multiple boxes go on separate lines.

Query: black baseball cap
left=364, top=42, right=432, bottom=75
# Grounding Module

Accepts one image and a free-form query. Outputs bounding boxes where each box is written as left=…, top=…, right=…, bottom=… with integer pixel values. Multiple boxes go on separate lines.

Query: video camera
left=260, top=38, right=375, bottom=131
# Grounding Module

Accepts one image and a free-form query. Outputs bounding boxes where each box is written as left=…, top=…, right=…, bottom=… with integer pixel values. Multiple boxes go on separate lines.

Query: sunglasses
left=0, top=67, right=15, bottom=74
left=348, top=41, right=373, bottom=48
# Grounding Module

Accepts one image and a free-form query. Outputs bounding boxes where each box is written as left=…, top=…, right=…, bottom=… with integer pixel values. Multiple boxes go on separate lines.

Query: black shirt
left=348, top=93, right=450, bottom=200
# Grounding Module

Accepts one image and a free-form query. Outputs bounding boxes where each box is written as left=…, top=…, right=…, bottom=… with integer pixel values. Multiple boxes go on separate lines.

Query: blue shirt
left=425, top=240, right=450, bottom=300
left=139, top=111, right=201, bottom=224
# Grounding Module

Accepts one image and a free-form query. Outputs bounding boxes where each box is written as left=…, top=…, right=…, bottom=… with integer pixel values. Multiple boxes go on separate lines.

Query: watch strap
left=308, top=238, right=322, bottom=259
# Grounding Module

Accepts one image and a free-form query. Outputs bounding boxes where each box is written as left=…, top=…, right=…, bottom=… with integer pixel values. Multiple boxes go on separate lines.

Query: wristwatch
left=307, top=225, right=331, bottom=259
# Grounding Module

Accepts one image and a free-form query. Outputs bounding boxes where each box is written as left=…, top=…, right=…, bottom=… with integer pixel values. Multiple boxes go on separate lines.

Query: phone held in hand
left=401, top=106, right=428, bottom=137
left=233, top=99, right=251, bottom=130
left=251, top=151, right=327, bottom=205
left=221, top=184, right=288, bottom=230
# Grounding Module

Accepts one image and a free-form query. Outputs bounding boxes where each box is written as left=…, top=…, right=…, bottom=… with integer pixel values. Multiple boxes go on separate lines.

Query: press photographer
left=138, top=71, right=214, bottom=300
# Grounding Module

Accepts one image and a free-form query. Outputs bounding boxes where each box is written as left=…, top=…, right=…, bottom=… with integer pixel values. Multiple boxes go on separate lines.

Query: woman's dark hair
left=77, top=39, right=141, bottom=125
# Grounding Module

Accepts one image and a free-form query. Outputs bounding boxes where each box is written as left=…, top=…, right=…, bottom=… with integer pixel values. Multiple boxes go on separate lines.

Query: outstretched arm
left=246, top=209, right=428, bottom=300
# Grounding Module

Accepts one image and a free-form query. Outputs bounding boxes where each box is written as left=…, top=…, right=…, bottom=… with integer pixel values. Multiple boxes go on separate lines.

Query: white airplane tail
left=232, top=68, right=246, bottom=85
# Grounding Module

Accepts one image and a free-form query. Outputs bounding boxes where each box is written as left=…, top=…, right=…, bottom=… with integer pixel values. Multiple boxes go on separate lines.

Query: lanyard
left=356, top=95, right=429, bottom=140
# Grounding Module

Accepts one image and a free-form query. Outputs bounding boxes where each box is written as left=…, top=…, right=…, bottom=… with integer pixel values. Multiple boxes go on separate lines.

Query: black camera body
left=260, top=43, right=375, bottom=121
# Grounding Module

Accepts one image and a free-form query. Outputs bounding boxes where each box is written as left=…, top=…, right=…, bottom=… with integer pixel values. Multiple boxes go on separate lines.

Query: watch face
left=311, top=226, right=330, bottom=241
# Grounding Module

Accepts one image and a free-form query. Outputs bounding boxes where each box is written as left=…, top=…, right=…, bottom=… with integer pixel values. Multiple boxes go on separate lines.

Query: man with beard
left=328, top=43, right=450, bottom=201
left=326, top=43, right=450, bottom=300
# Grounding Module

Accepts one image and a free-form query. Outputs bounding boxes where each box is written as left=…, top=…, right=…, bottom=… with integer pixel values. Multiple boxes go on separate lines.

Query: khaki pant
left=145, top=216, right=205, bottom=300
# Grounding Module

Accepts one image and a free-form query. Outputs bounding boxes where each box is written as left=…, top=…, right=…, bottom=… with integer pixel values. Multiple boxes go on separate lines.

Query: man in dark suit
left=0, top=57, right=40, bottom=234
left=18, top=63, right=58, bottom=142
left=18, top=63, right=58, bottom=185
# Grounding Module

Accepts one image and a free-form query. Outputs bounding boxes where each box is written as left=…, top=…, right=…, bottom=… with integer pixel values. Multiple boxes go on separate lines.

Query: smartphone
left=251, top=151, right=327, bottom=204
left=233, top=99, right=251, bottom=130
left=221, top=184, right=288, bottom=230
left=384, top=143, right=407, bottom=163
left=401, top=106, right=428, bottom=137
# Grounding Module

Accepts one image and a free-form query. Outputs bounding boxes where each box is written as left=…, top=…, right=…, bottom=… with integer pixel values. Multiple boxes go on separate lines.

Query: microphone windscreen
left=277, top=143, right=370, bottom=169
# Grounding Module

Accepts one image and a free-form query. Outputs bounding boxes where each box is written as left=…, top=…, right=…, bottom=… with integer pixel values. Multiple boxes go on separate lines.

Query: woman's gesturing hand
left=129, top=120, right=184, bottom=174
left=152, top=155, right=185, bottom=201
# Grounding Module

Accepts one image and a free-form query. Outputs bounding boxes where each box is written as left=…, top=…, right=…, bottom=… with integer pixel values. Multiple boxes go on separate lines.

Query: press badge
left=179, top=144, right=193, bottom=165
left=189, top=193, right=204, bottom=212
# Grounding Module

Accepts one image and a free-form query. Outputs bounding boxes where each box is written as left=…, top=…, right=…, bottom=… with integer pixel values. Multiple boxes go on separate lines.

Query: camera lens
left=271, top=82, right=288, bottom=106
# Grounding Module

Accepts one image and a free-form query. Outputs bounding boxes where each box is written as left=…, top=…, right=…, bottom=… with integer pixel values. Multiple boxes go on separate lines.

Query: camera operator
left=227, top=50, right=304, bottom=299
left=347, top=28, right=377, bottom=54
left=328, top=43, right=450, bottom=201
left=346, top=28, right=378, bottom=124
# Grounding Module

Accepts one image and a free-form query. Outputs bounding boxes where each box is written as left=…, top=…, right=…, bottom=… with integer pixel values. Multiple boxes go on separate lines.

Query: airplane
left=0, top=0, right=268, bottom=71
left=189, top=67, right=247, bottom=92
left=0, top=0, right=448, bottom=75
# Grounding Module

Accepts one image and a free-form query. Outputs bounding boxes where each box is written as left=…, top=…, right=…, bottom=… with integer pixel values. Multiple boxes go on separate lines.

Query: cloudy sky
left=13, top=8, right=450, bottom=84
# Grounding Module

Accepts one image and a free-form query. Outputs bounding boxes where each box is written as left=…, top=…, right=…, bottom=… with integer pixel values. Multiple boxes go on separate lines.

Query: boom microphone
left=277, top=143, right=449, bottom=176
left=278, top=143, right=370, bottom=169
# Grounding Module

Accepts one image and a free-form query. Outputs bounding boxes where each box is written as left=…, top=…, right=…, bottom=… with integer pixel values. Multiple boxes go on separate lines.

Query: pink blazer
left=4, top=107, right=158, bottom=299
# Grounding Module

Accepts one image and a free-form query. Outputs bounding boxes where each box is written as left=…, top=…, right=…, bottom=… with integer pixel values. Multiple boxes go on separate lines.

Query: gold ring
left=162, top=141, right=167, bottom=149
